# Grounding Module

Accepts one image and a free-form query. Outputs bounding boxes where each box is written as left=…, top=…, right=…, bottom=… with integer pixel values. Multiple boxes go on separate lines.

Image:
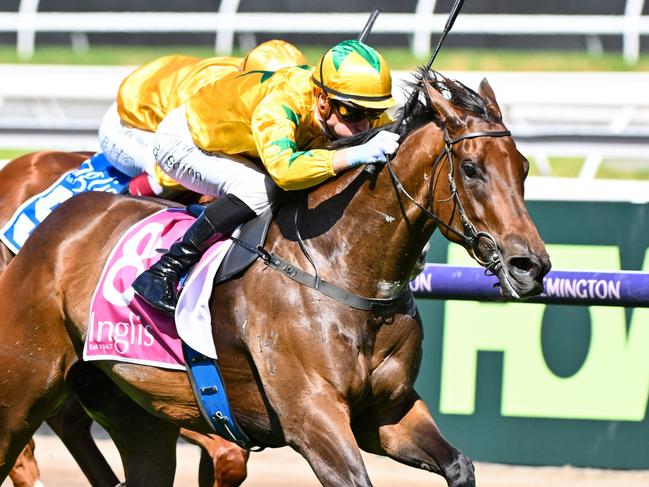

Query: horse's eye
left=462, top=161, right=479, bottom=179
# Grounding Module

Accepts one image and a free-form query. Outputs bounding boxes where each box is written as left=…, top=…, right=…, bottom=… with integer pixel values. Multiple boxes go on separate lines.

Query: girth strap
left=183, top=344, right=261, bottom=450
left=230, top=236, right=415, bottom=315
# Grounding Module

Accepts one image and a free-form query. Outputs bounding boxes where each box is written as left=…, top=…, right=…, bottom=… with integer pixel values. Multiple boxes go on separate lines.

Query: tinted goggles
left=331, top=100, right=384, bottom=123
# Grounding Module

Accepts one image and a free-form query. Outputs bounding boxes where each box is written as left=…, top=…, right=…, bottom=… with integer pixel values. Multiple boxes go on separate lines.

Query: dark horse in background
left=0, top=70, right=550, bottom=486
left=0, top=153, right=248, bottom=486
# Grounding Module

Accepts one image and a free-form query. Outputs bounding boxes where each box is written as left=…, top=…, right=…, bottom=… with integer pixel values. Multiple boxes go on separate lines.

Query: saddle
left=186, top=203, right=274, bottom=285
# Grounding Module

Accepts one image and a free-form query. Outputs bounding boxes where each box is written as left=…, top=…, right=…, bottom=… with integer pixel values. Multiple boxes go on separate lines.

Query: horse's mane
left=330, top=68, right=490, bottom=150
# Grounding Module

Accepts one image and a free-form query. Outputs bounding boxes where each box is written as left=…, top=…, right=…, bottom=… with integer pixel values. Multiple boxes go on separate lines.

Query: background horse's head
left=394, top=70, right=551, bottom=298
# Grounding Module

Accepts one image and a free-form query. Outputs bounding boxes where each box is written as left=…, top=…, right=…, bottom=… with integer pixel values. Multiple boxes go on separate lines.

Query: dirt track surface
left=3, top=433, right=649, bottom=487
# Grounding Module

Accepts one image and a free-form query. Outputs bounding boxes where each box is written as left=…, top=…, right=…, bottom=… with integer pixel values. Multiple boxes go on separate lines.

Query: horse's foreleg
left=180, top=430, right=249, bottom=487
left=71, top=365, right=179, bottom=487
left=206, top=441, right=249, bottom=487
left=354, top=391, right=475, bottom=487
left=265, top=387, right=373, bottom=486
left=45, top=395, right=120, bottom=487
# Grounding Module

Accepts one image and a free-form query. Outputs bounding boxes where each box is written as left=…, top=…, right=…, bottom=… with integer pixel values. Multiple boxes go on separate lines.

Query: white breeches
left=154, top=106, right=277, bottom=215
left=98, top=103, right=157, bottom=177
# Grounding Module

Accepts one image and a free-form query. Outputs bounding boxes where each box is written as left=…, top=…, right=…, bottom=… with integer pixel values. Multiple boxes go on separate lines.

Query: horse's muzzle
left=497, top=249, right=551, bottom=299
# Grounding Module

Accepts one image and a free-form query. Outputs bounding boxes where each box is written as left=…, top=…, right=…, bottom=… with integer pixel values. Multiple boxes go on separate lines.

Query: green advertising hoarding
left=415, top=199, right=649, bottom=469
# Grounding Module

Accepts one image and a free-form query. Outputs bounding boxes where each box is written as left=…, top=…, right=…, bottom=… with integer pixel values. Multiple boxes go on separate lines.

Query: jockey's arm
left=252, top=93, right=337, bottom=191
left=252, top=93, right=399, bottom=190
left=331, top=110, right=397, bottom=171
left=332, top=131, right=400, bottom=171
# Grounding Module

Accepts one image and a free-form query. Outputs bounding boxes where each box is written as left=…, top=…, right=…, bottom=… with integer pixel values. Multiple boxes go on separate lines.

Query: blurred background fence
left=0, top=67, right=647, bottom=179
left=0, top=0, right=647, bottom=62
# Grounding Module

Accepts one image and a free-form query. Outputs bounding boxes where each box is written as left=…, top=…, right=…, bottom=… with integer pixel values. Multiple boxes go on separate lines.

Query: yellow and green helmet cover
left=312, top=39, right=394, bottom=110
left=241, top=39, right=308, bottom=71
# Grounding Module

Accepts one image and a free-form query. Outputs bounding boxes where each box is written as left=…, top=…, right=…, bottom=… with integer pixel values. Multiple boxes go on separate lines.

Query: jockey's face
left=317, top=93, right=381, bottom=139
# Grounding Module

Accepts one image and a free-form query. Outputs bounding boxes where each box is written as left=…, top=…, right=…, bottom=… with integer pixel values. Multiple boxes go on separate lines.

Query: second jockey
left=99, top=40, right=308, bottom=196
left=132, top=39, right=400, bottom=315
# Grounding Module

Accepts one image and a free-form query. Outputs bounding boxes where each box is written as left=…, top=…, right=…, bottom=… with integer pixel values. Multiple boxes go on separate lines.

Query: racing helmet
left=241, top=39, right=308, bottom=71
left=312, top=39, right=394, bottom=110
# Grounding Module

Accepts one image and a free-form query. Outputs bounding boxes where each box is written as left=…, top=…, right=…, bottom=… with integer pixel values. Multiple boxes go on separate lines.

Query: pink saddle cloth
left=83, top=208, right=232, bottom=370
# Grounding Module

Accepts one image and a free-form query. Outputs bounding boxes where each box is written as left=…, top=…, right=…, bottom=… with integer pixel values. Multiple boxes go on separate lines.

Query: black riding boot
left=132, top=194, right=256, bottom=315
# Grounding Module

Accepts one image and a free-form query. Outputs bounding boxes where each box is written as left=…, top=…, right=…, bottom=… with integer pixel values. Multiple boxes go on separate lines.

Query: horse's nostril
left=509, top=257, right=535, bottom=274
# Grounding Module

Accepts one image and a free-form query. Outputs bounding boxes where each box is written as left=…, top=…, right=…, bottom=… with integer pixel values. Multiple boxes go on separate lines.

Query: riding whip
left=358, top=8, right=381, bottom=43
left=364, top=0, right=466, bottom=175
left=395, top=0, right=466, bottom=130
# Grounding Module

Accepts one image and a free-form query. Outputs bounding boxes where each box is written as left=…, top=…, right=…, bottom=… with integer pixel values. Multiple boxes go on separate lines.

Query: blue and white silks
left=0, top=153, right=130, bottom=254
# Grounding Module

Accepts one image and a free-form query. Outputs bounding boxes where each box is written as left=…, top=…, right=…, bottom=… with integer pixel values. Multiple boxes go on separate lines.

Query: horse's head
left=395, top=70, right=550, bottom=299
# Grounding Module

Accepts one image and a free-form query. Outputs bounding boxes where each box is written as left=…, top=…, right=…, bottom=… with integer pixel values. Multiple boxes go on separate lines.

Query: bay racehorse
left=0, top=152, right=248, bottom=486
left=0, top=70, right=550, bottom=486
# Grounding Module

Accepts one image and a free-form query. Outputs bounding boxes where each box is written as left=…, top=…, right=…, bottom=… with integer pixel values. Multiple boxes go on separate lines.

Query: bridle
left=384, top=125, right=511, bottom=273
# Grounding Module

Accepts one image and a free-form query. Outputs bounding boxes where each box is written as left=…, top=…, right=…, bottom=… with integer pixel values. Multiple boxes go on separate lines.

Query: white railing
left=0, top=0, right=647, bottom=63
left=0, top=66, right=647, bottom=178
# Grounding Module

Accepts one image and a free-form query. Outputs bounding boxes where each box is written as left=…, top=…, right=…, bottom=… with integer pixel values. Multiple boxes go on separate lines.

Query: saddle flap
left=214, top=209, right=273, bottom=285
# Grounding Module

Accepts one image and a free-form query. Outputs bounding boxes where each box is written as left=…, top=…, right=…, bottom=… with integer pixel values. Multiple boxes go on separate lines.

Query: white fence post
left=412, top=0, right=437, bottom=58
left=579, top=152, right=604, bottom=179
left=16, top=0, right=40, bottom=60
left=215, top=0, right=241, bottom=55
left=624, top=0, right=646, bottom=64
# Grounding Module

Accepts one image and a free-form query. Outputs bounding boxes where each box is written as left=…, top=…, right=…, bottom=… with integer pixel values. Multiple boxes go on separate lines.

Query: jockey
left=132, top=39, right=400, bottom=316
left=98, top=40, right=308, bottom=196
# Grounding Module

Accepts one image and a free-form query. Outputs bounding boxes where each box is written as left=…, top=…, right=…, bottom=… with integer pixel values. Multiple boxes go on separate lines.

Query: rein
left=229, top=232, right=415, bottom=315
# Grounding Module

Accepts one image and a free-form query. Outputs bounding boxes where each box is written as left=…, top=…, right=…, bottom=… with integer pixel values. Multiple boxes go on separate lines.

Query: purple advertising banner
left=410, top=264, right=649, bottom=307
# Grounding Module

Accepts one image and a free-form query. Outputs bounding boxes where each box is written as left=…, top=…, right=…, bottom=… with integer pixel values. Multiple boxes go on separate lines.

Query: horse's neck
left=298, top=123, right=443, bottom=299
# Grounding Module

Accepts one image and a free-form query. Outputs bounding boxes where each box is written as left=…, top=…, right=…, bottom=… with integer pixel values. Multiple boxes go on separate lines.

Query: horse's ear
left=423, top=82, right=463, bottom=130
left=479, top=78, right=502, bottom=121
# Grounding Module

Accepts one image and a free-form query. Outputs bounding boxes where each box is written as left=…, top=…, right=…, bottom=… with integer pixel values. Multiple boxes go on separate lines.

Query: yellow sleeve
left=251, top=92, right=335, bottom=191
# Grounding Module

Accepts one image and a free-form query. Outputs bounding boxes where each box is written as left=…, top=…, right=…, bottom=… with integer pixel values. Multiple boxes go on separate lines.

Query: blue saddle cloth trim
left=0, top=153, right=130, bottom=254
left=182, top=343, right=255, bottom=450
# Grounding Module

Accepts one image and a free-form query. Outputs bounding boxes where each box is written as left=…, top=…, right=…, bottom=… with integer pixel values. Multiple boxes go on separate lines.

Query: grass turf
left=0, top=45, right=647, bottom=71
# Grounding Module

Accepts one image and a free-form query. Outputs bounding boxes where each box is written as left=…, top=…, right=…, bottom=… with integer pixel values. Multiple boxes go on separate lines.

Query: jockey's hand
left=347, top=130, right=400, bottom=168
